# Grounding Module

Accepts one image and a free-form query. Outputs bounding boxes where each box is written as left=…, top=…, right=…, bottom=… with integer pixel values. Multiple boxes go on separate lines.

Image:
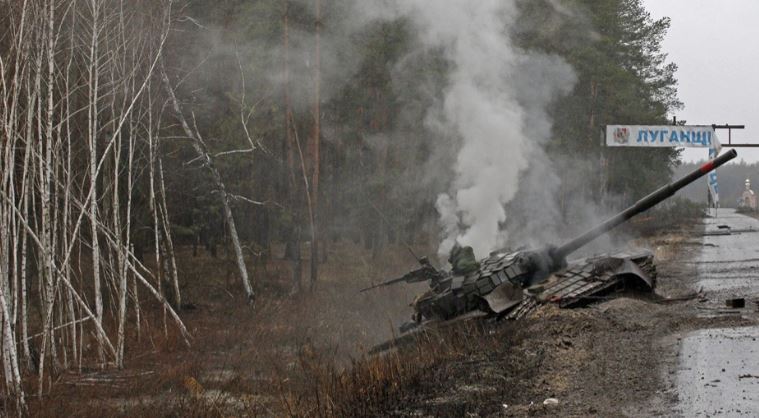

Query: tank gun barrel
left=555, top=149, right=737, bottom=260
left=360, top=261, right=443, bottom=292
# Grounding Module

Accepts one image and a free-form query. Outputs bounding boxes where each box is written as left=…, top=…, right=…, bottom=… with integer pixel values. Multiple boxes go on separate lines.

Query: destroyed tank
left=362, top=149, right=737, bottom=330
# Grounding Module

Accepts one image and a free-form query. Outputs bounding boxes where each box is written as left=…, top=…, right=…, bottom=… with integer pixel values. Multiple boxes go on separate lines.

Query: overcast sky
left=643, top=0, right=759, bottom=163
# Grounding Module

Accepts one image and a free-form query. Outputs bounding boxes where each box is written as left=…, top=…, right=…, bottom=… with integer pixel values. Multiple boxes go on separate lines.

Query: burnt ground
left=28, top=221, right=759, bottom=417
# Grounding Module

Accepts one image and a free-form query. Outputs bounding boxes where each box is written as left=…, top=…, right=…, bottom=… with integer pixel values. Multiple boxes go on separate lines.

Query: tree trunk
left=157, top=157, right=181, bottom=309
left=87, top=0, right=105, bottom=366
left=309, top=0, right=322, bottom=290
left=160, top=65, right=255, bottom=304
left=283, top=2, right=302, bottom=294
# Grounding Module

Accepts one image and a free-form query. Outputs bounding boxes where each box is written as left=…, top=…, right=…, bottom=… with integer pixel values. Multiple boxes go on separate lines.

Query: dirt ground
left=28, top=222, right=759, bottom=417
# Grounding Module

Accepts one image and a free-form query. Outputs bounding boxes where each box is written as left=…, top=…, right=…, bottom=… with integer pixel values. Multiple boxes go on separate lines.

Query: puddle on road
left=676, top=326, right=759, bottom=417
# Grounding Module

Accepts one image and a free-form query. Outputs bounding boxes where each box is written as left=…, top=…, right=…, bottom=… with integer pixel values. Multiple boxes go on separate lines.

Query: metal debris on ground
left=703, top=225, right=758, bottom=236
left=505, top=251, right=656, bottom=320
left=725, top=298, right=746, bottom=308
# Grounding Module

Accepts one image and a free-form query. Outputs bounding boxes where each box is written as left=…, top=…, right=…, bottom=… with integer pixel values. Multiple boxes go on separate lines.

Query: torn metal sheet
left=506, top=251, right=656, bottom=320
left=726, top=298, right=746, bottom=308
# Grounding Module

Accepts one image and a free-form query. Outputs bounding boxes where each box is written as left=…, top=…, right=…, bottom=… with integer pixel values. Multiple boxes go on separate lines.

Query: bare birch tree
left=160, top=64, right=256, bottom=303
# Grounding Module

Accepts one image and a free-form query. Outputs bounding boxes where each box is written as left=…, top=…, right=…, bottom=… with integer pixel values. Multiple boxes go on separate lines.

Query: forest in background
left=161, top=0, right=683, bottom=268
left=0, top=0, right=683, bottom=411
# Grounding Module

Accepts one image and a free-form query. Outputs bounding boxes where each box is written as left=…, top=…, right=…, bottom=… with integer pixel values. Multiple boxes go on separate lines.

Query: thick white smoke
left=360, top=0, right=577, bottom=259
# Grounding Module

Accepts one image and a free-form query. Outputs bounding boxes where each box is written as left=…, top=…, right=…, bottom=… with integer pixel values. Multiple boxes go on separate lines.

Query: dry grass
left=26, top=241, right=439, bottom=417
left=279, top=320, right=524, bottom=417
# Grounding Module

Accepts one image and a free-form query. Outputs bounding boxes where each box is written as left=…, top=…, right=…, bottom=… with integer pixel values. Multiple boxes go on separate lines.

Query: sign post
left=605, top=125, right=722, bottom=211
left=605, top=125, right=719, bottom=149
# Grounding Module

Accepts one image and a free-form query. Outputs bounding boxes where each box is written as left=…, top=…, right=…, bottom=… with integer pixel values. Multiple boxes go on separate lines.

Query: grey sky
left=643, top=0, right=759, bottom=163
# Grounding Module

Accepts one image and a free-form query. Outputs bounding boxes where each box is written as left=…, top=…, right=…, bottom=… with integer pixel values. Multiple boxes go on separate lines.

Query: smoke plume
left=365, top=1, right=576, bottom=259
left=192, top=1, right=582, bottom=261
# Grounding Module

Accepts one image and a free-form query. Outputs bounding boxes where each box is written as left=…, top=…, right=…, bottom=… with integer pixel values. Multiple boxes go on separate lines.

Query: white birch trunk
left=157, top=157, right=180, bottom=309
left=0, top=249, right=26, bottom=411
left=63, top=8, right=78, bottom=367
left=87, top=0, right=105, bottom=365
left=147, top=90, right=167, bottom=332
left=38, top=0, right=62, bottom=391
left=160, top=66, right=255, bottom=303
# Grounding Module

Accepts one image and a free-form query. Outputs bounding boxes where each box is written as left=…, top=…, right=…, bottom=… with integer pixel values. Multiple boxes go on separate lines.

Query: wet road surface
left=676, top=209, right=759, bottom=416
left=694, top=209, right=759, bottom=294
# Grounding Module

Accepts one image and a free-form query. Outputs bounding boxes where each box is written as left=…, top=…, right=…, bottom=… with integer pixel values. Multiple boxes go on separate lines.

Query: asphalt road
left=694, top=209, right=759, bottom=295
left=676, top=209, right=759, bottom=417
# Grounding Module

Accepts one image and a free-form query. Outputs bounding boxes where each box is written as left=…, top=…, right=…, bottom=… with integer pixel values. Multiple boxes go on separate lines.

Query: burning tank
left=362, top=149, right=737, bottom=332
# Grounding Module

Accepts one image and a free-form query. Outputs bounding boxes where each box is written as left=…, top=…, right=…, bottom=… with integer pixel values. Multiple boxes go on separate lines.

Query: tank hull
left=412, top=250, right=655, bottom=325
